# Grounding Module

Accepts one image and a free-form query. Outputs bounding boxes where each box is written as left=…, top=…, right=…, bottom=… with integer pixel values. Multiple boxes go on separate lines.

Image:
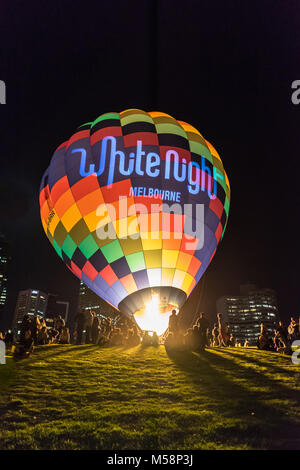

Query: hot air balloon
left=39, top=109, right=230, bottom=335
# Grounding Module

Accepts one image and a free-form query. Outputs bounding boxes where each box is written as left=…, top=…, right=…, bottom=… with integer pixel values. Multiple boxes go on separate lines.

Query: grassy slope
left=0, top=344, right=299, bottom=450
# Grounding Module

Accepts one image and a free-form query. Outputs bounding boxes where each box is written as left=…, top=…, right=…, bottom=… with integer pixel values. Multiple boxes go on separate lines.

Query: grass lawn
left=0, top=344, right=299, bottom=450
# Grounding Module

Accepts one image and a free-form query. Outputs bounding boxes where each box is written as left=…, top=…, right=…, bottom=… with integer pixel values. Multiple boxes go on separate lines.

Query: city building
left=216, top=283, right=279, bottom=345
left=12, top=289, right=48, bottom=333
left=78, top=281, right=119, bottom=321
left=0, top=234, right=11, bottom=321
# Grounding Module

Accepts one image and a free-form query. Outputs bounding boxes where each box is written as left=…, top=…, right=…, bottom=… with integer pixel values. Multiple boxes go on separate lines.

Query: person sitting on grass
left=277, top=321, right=288, bottom=345
left=97, top=319, right=111, bottom=346
left=183, top=328, right=193, bottom=350
left=141, top=331, right=153, bottom=347
left=228, top=333, right=235, bottom=347
left=126, top=326, right=140, bottom=347
left=14, top=328, right=34, bottom=360
left=152, top=332, right=159, bottom=347
left=37, top=326, right=49, bottom=345
left=54, top=315, right=65, bottom=335
left=225, top=322, right=231, bottom=346
left=257, top=322, right=271, bottom=350
left=59, top=326, right=70, bottom=344
left=109, top=328, right=123, bottom=346
left=165, top=331, right=177, bottom=351
left=273, top=329, right=285, bottom=352
left=48, top=327, right=59, bottom=344
left=4, top=331, right=14, bottom=349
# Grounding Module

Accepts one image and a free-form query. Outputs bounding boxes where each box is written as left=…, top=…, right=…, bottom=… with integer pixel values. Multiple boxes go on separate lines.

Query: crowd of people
left=165, top=311, right=239, bottom=352
left=165, top=311, right=300, bottom=355
left=74, top=309, right=142, bottom=347
left=257, top=317, right=300, bottom=354
left=1, top=309, right=299, bottom=359
left=10, top=314, right=70, bottom=359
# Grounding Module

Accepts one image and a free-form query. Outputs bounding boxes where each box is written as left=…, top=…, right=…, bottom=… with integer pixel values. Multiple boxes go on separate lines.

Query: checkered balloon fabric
left=39, top=109, right=230, bottom=316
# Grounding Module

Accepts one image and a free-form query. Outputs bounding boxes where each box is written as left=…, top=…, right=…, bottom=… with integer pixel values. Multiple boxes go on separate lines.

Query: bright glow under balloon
left=133, top=294, right=175, bottom=336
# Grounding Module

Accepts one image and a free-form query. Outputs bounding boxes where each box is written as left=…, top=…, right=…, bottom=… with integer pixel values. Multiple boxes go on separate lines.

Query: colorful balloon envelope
left=40, top=109, right=230, bottom=335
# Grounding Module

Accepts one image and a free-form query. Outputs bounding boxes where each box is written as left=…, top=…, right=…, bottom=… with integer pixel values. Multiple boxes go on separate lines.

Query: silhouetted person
left=54, top=315, right=65, bottom=334
left=92, top=314, right=101, bottom=344
left=126, top=327, right=140, bottom=347
left=191, top=325, right=200, bottom=350
left=212, top=323, right=219, bottom=347
left=37, top=326, right=49, bottom=345
left=14, top=329, right=34, bottom=359
left=152, top=332, right=159, bottom=347
left=4, top=331, right=14, bottom=348
left=217, top=313, right=228, bottom=347
left=278, top=321, right=288, bottom=344
left=258, top=322, right=269, bottom=350
left=85, top=310, right=94, bottom=343
left=169, top=309, right=178, bottom=333
left=30, top=316, right=41, bottom=346
left=20, top=314, right=31, bottom=343
left=288, top=317, right=297, bottom=340
left=228, top=333, right=235, bottom=347
left=197, top=313, right=209, bottom=349
left=59, top=326, right=70, bottom=344
left=142, top=331, right=152, bottom=347
left=110, top=328, right=123, bottom=346
left=74, top=309, right=85, bottom=345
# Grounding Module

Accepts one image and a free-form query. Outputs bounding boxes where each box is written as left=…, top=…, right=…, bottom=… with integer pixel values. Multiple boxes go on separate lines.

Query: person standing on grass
left=197, top=312, right=209, bottom=349
left=85, top=310, right=94, bottom=344
left=74, top=309, right=85, bottom=345
left=92, top=313, right=101, bottom=344
left=212, top=323, right=219, bottom=346
left=169, top=309, right=178, bottom=334
left=217, top=313, right=228, bottom=347
left=288, top=317, right=297, bottom=341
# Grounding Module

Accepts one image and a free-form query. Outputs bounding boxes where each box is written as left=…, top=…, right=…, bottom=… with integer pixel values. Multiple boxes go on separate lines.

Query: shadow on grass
left=26, top=344, right=100, bottom=363
left=165, top=347, right=300, bottom=449
left=217, top=348, right=296, bottom=378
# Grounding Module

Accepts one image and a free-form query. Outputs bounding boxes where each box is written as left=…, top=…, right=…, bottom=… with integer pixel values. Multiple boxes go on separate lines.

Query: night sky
left=1, top=0, right=299, bottom=329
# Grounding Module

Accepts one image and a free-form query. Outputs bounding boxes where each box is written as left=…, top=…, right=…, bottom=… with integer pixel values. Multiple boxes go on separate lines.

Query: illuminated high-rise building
left=12, top=289, right=48, bottom=333
left=216, top=284, right=279, bottom=345
left=0, top=234, right=11, bottom=321
left=78, top=281, right=118, bottom=321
